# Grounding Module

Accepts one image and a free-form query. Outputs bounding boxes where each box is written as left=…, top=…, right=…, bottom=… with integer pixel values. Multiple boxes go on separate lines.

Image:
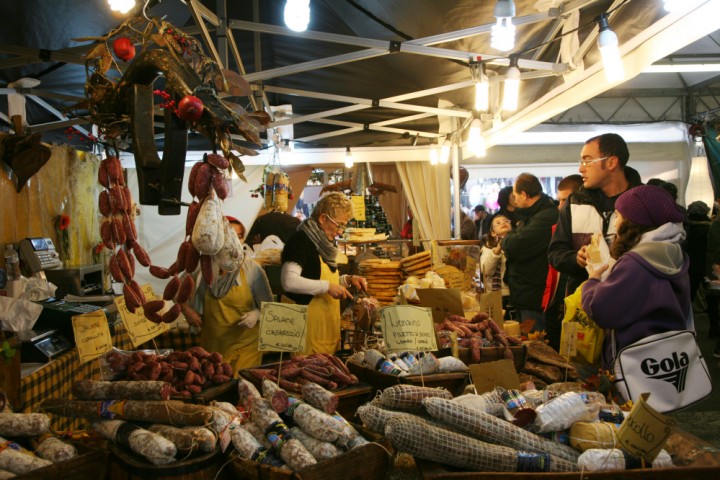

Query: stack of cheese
left=343, top=227, right=388, bottom=243
left=358, top=259, right=402, bottom=305
left=400, top=250, right=433, bottom=277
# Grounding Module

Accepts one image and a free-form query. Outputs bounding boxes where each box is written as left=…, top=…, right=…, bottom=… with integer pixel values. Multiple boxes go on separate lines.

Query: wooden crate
left=346, top=360, right=468, bottom=397
left=107, top=443, right=229, bottom=480
left=15, top=442, right=108, bottom=480
left=230, top=441, right=391, bottom=480
left=238, top=364, right=373, bottom=419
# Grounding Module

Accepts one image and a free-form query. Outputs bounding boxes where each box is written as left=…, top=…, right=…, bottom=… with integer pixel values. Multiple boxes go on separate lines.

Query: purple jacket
left=581, top=239, right=690, bottom=370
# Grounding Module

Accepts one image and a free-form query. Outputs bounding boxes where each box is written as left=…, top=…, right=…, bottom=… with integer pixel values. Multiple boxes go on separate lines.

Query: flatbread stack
left=399, top=250, right=433, bottom=277
left=358, top=259, right=402, bottom=305
left=434, top=264, right=464, bottom=289
left=344, top=227, right=388, bottom=243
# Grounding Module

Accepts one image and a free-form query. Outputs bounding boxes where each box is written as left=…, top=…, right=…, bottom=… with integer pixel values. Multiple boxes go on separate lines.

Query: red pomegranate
left=112, top=37, right=135, bottom=62
left=177, top=95, right=204, bottom=122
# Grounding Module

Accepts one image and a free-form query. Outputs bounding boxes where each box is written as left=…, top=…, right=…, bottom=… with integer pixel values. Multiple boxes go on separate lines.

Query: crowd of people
left=193, top=131, right=720, bottom=377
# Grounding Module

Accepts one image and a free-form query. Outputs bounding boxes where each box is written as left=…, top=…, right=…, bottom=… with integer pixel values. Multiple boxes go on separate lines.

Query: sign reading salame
left=258, top=302, right=308, bottom=352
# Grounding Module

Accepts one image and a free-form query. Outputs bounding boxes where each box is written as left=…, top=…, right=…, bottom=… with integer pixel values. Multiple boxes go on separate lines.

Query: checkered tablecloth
left=20, top=325, right=199, bottom=432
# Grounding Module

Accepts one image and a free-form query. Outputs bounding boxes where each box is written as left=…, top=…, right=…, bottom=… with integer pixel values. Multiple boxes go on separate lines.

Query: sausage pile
left=434, top=313, right=522, bottom=363
left=104, top=346, right=233, bottom=398
left=247, top=353, right=359, bottom=393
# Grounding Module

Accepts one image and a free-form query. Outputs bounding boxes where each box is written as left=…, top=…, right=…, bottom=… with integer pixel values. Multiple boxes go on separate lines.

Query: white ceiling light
left=663, top=0, right=682, bottom=12
left=285, top=0, right=310, bottom=32
left=429, top=144, right=439, bottom=165
left=491, top=0, right=516, bottom=52
left=344, top=146, right=354, bottom=168
left=470, top=58, right=489, bottom=112
left=502, top=57, right=520, bottom=112
left=597, top=14, right=625, bottom=84
left=108, top=0, right=135, bottom=14
left=467, top=119, right=487, bottom=158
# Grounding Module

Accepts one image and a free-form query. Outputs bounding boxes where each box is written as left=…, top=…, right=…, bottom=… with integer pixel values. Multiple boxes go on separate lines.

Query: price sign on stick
left=617, top=393, right=676, bottom=463
left=350, top=195, right=366, bottom=221
left=258, top=302, right=308, bottom=352
left=72, top=310, right=112, bottom=364
left=379, top=305, right=437, bottom=352
left=115, top=284, right=169, bottom=348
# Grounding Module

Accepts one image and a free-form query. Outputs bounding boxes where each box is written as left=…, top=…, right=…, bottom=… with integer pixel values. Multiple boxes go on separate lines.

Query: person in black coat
left=686, top=201, right=712, bottom=312
left=501, top=173, right=558, bottom=332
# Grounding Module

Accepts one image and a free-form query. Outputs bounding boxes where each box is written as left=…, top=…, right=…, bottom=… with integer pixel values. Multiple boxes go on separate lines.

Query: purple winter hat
left=615, top=185, right=685, bottom=227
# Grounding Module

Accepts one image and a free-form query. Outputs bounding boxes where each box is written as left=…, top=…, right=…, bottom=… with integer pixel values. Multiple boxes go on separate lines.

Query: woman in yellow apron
left=194, top=218, right=274, bottom=373
left=280, top=193, right=367, bottom=355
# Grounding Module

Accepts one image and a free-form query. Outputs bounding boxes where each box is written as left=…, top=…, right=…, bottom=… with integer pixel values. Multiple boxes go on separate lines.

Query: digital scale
left=18, top=329, right=73, bottom=363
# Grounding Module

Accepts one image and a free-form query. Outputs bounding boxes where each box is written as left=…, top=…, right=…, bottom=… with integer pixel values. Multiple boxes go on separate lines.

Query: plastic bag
left=560, top=281, right=604, bottom=365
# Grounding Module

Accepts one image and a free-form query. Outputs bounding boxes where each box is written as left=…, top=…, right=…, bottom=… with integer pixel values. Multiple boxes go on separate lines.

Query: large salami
left=0, top=435, right=53, bottom=474
left=72, top=380, right=173, bottom=400
left=229, top=420, right=285, bottom=468
left=250, top=399, right=317, bottom=470
left=34, top=435, right=78, bottom=462
left=0, top=413, right=50, bottom=437
left=301, top=382, right=338, bottom=415
left=42, top=399, right=212, bottom=426
left=93, top=420, right=176, bottom=465
left=148, top=424, right=197, bottom=454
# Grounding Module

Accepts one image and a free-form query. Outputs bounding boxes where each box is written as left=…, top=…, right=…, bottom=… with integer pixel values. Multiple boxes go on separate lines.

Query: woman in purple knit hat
left=581, top=185, right=690, bottom=370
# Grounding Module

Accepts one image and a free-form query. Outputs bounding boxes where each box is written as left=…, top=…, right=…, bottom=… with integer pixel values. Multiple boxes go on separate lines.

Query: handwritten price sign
left=72, top=310, right=112, bottom=364
left=379, top=305, right=437, bottom=352
left=258, top=302, right=308, bottom=352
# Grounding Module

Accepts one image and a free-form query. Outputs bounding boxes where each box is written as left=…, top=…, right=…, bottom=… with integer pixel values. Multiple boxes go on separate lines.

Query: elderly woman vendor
left=193, top=217, right=274, bottom=373
left=281, top=192, right=367, bottom=355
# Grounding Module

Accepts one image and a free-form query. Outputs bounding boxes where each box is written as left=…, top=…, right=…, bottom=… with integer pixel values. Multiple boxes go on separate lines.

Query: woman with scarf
left=194, top=217, right=274, bottom=373
left=581, top=185, right=690, bottom=370
left=281, top=193, right=367, bottom=355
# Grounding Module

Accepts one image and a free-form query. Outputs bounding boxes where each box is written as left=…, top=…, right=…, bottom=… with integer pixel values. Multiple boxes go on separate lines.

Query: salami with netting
left=250, top=399, right=316, bottom=470
left=289, top=426, right=341, bottom=461
left=42, top=399, right=212, bottom=426
left=229, top=420, right=285, bottom=468
left=72, top=380, right=173, bottom=400
left=148, top=424, right=198, bottom=454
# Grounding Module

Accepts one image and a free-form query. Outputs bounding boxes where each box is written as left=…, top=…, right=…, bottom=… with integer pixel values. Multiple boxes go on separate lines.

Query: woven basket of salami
left=229, top=377, right=391, bottom=480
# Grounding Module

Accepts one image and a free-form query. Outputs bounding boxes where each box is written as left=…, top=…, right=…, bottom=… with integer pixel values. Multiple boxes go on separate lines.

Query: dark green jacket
left=502, top=194, right=558, bottom=310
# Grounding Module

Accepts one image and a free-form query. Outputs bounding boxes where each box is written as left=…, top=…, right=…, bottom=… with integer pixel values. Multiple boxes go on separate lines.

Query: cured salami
left=229, top=420, right=285, bottom=468
left=41, top=399, right=212, bottom=426
left=0, top=435, right=53, bottom=474
left=181, top=426, right=217, bottom=453
left=148, top=424, right=198, bottom=454
left=72, top=380, right=172, bottom=401
left=262, top=378, right=289, bottom=413
left=283, top=397, right=350, bottom=446
left=34, top=435, right=78, bottom=462
left=250, top=399, right=317, bottom=470
left=93, top=420, right=176, bottom=465
left=0, top=413, right=50, bottom=437
left=301, top=382, right=338, bottom=415
left=289, top=426, right=341, bottom=461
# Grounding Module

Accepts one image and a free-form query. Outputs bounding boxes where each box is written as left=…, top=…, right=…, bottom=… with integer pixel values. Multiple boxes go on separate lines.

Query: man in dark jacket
left=548, top=133, right=643, bottom=297
left=502, top=173, right=558, bottom=332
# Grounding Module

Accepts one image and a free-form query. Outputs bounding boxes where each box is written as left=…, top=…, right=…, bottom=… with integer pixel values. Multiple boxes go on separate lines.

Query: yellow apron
left=200, top=269, right=262, bottom=373
left=299, top=256, right=341, bottom=356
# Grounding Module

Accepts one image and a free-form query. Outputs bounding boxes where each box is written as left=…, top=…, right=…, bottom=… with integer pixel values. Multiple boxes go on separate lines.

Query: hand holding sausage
left=327, top=283, right=352, bottom=300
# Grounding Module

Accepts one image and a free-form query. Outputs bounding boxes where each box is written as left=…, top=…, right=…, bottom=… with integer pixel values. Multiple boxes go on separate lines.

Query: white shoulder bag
left=612, top=309, right=712, bottom=413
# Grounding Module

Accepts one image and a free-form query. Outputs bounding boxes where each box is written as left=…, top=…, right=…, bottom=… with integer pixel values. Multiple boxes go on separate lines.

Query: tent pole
left=452, top=119, right=461, bottom=240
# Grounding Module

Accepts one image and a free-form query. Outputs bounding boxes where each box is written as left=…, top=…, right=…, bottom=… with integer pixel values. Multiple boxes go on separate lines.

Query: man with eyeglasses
left=548, top=133, right=642, bottom=297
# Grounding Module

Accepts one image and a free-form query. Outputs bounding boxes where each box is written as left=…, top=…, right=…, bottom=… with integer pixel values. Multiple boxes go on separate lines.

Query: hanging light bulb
left=440, top=137, right=451, bottom=164
left=470, top=58, right=489, bottom=112
left=429, top=143, right=439, bottom=165
left=597, top=14, right=624, bottom=83
left=108, top=0, right=135, bottom=14
left=285, top=0, right=310, bottom=32
left=491, top=0, right=516, bottom=52
left=467, top=119, right=487, bottom=158
left=344, top=147, right=354, bottom=169
left=502, top=57, right=521, bottom=112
